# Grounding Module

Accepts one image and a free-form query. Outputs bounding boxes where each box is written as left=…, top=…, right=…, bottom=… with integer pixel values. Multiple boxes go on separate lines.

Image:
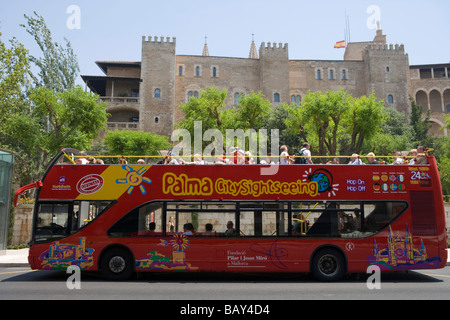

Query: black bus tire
left=311, top=248, right=346, bottom=282
left=100, top=247, right=134, bottom=281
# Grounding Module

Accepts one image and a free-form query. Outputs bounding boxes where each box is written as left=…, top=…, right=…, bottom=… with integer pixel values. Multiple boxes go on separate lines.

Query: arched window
left=188, top=91, right=199, bottom=101
left=291, top=95, right=296, bottom=104
left=296, top=95, right=301, bottom=105
left=274, top=93, right=280, bottom=103
left=178, top=66, right=183, bottom=76
left=212, top=67, right=217, bottom=78
left=342, top=69, right=347, bottom=80
left=329, top=69, right=334, bottom=80
left=196, top=66, right=200, bottom=77
left=317, top=69, right=322, bottom=80
left=447, top=105, right=450, bottom=113
left=388, top=95, right=394, bottom=104
left=154, top=88, right=161, bottom=98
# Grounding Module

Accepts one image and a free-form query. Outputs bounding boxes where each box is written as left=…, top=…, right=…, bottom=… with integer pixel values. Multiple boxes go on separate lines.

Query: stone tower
left=363, top=30, right=410, bottom=117
left=259, top=42, right=290, bottom=104
left=140, top=36, right=176, bottom=136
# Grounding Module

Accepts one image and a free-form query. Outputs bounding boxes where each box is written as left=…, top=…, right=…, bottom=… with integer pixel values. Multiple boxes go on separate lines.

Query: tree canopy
left=0, top=15, right=107, bottom=185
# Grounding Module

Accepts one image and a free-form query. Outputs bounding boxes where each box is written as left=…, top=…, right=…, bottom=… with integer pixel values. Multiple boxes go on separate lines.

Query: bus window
left=304, top=202, right=340, bottom=238
left=295, top=201, right=407, bottom=239
left=239, top=202, right=289, bottom=237
left=166, top=202, right=236, bottom=237
left=364, top=201, right=407, bottom=234
left=108, top=202, right=164, bottom=237
left=292, top=201, right=328, bottom=236
left=35, top=200, right=112, bottom=243
left=72, top=200, right=112, bottom=231
left=35, top=203, right=71, bottom=242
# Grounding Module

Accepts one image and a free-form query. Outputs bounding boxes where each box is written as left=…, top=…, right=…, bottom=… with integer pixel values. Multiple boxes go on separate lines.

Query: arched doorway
left=430, top=89, right=443, bottom=113
left=415, top=90, right=428, bottom=110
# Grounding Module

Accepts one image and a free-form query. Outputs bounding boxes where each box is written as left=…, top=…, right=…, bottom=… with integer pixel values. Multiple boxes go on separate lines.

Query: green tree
left=286, top=90, right=386, bottom=160
left=0, top=31, right=35, bottom=186
left=2, top=86, right=109, bottom=184
left=342, top=93, right=386, bottom=155
left=410, top=97, right=432, bottom=145
left=361, top=107, right=414, bottom=158
left=176, top=87, right=232, bottom=155
left=234, top=91, right=271, bottom=130
left=265, top=103, right=302, bottom=152
left=0, top=32, right=30, bottom=125
left=285, top=90, right=350, bottom=158
left=178, top=86, right=228, bottom=131
left=177, top=88, right=276, bottom=155
left=104, top=130, right=171, bottom=158
left=21, top=12, right=79, bottom=92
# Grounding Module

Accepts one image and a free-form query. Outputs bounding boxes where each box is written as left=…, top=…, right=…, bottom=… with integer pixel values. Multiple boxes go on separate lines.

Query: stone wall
left=11, top=205, right=33, bottom=246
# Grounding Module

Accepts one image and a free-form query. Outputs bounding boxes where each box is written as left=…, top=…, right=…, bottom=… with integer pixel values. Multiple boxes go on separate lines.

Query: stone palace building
left=82, top=29, right=450, bottom=138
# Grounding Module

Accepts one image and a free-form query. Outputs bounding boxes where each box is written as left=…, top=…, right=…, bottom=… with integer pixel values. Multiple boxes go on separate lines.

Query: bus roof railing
left=60, top=148, right=433, bottom=164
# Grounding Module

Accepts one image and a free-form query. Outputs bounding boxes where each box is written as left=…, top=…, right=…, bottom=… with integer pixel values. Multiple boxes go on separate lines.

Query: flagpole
left=346, top=13, right=351, bottom=45
left=344, top=11, right=348, bottom=47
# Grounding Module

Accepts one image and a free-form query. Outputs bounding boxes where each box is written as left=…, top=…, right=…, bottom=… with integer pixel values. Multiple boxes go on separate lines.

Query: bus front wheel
left=311, top=248, right=346, bottom=282
left=100, top=247, right=134, bottom=281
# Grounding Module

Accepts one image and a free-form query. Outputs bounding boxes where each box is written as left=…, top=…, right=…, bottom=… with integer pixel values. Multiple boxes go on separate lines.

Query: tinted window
left=35, top=200, right=112, bottom=243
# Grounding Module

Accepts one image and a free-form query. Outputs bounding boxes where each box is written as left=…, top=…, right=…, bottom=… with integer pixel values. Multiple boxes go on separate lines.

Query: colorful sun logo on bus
left=116, top=165, right=152, bottom=195
left=302, top=168, right=339, bottom=198
left=169, top=233, right=190, bottom=252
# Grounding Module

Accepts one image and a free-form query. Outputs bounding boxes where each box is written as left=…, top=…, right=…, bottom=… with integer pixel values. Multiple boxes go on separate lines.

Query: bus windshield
left=35, top=200, right=113, bottom=243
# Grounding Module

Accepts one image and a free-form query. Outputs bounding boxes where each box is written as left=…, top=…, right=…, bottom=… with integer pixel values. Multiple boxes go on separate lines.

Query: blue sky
left=1, top=0, right=449, bottom=86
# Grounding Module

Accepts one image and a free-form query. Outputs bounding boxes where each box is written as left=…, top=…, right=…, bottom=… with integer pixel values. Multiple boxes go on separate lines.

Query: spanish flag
left=334, top=40, right=346, bottom=49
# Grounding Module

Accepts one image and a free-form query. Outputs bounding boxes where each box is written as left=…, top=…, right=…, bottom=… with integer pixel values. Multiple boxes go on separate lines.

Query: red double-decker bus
left=15, top=149, right=447, bottom=281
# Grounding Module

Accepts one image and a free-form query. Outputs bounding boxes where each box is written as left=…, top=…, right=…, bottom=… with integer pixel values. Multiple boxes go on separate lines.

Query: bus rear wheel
left=101, top=247, right=134, bottom=281
left=311, top=248, right=346, bottom=282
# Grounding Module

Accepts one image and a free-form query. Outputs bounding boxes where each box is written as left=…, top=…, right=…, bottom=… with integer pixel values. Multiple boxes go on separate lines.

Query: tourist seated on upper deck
left=214, top=155, right=227, bottom=165
left=244, top=151, right=255, bottom=164
left=180, top=153, right=208, bottom=165
left=367, top=152, right=379, bottom=165
left=391, top=150, right=404, bottom=165
left=326, top=158, right=340, bottom=165
left=415, top=146, right=429, bottom=165
left=348, top=154, right=364, bottom=165
left=408, top=149, right=418, bottom=165
left=94, top=158, right=104, bottom=165
left=75, top=158, right=89, bottom=165
left=229, top=147, right=245, bottom=165
left=164, top=152, right=179, bottom=165
left=259, top=153, right=275, bottom=165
